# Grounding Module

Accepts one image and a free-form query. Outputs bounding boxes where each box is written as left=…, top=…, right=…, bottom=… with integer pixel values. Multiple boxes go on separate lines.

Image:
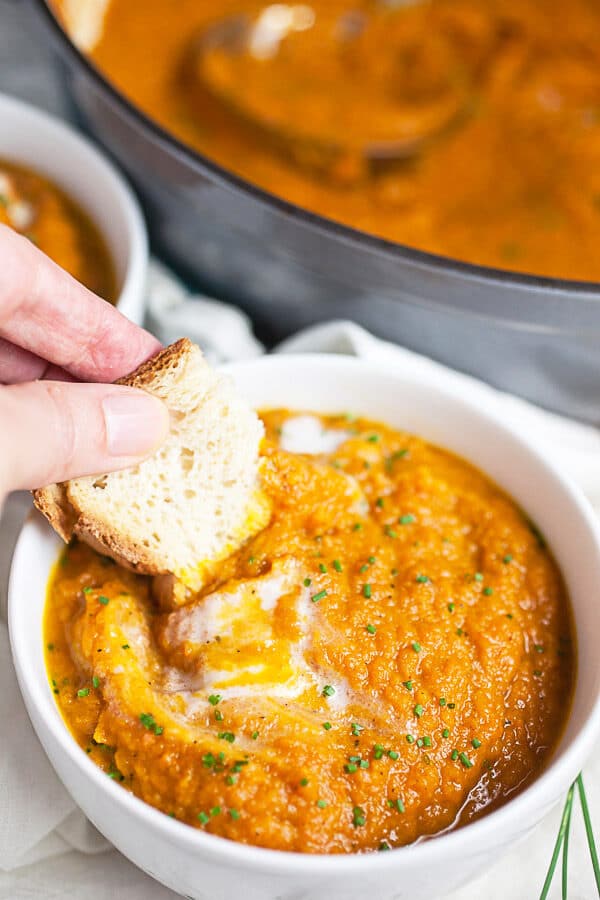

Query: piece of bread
left=33, top=339, right=270, bottom=591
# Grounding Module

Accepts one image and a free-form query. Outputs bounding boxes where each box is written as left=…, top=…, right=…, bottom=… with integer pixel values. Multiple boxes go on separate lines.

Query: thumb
left=0, top=380, right=169, bottom=494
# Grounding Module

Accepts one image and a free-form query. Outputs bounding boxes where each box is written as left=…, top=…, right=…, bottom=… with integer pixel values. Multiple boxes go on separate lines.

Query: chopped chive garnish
left=389, top=798, right=405, bottom=813
left=399, top=514, right=415, bottom=525
left=226, top=775, right=237, bottom=785
left=300, top=778, right=309, bottom=786
left=333, top=560, right=343, bottom=572
left=534, top=644, right=545, bottom=653
left=376, top=498, right=384, bottom=509
left=472, top=738, right=482, bottom=748
left=442, top=728, right=450, bottom=738
left=363, top=584, right=372, bottom=599
left=459, top=752, right=473, bottom=768
left=414, top=704, right=424, bottom=718
left=353, top=806, right=366, bottom=826
left=474, top=572, right=483, bottom=582
left=374, top=744, right=384, bottom=759
left=121, top=643, right=130, bottom=650
left=385, top=526, right=397, bottom=538
left=229, top=809, right=240, bottom=820
left=405, top=734, right=415, bottom=744
left=210, top=806, right=221, bottom=817
left=439, top=697, right=447, bottom=706
left=412, top=642, right=421, bottom=653
left=92, top=676, right=100, bottom=689
left=304, top=577, right=312, bottom=587
left=483, top=587, right=493, bottom=596
left=416, top=575, right=429, bottom=584
left=140, top=713, right=163, bottom=735
left=208, top=694, right=222, bottom=705
left=251, top=731, right=259, bottom=740
left=503, top=554, right=513, bottom=564
left=83, top=586, right=93, bottom=595
left=403, top=680, right=413, bottom=691
left=451, top=749, right=459, bottom=760
left=448, top=603, right=455, bottom=613
left=197, top=812, right=210, bottom=825
left=215, top=710, right=223, bottom=721
left=422, top=736, right=432, bottom=747
left=366, top=623, right=376, bottom=634
left=77, top=688, right=89, bottom=698
left=317, top=799, right=328, bottom=809
left=367, top=434, right=380, bottom=443
left=388, top=749, right=399, bottom=759
left=360, top=564, right=369, bottom=573
left=322, top=685, right=335, bottom=697
left=98, top=595, right=110, bottom=606
left=323, top=722, right=332, bottom=730
left=312, top=589, right=328, bottom=603
left=351, top=723, right=364, bottom=736
left=319, top=563, right=328, bottom=573
left=353, top=523, right=363, bottom=531
left=218, top=732, right=235, bottom=743
left=345, top=763, right=358, bottom=773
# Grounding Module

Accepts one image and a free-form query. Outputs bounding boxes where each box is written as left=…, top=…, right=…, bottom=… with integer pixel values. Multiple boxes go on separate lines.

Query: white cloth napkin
left=1, top=263, right=599, bottom=899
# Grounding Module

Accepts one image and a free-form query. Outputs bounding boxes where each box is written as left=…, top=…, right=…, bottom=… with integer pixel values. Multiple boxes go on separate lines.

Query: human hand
left=0, top=224, right=169, bottom=500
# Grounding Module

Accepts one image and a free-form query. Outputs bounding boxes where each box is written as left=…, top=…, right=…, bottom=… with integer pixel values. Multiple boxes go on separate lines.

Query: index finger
left=0, top=224, right=162, bottom=382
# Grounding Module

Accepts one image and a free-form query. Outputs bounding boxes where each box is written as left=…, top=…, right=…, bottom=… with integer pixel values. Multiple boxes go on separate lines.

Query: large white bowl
left=0, top=92, right=147, bottom=323
left=9, top=354, right=600, bottom=900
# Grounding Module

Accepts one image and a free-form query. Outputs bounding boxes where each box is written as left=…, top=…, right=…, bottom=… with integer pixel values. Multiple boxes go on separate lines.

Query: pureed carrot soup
left=0, top=160, right=116, bottom=301
left=44, top=411, right=574, bottom=853
left=59, top=0, right=600, bottom=281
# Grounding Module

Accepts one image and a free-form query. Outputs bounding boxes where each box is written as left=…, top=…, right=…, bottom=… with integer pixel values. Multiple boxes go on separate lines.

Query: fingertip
left=103, top=389, right=170, bottom=458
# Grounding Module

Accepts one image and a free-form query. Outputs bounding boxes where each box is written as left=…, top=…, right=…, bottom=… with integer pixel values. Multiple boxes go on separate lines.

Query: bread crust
left=32, top=338, right=195, bottom=574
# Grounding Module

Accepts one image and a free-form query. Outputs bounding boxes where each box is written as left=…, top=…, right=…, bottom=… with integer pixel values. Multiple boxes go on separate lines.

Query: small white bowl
left=9, top=354, right=600, bottom=900
left=0, top=92, right=147, bottom=323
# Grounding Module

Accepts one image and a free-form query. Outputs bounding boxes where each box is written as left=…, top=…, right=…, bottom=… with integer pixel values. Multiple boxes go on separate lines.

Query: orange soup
left=44, top=411, right=574, bottom=853
left=53, top=0, right=600, bottom=281
left=0, top=159, right=116, bottom=300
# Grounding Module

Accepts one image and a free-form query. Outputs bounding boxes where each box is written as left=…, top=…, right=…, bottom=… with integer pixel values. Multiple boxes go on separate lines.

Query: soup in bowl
left=0, top=92, right=148, bottom=322
left=9, top=354, right=600, bottom=898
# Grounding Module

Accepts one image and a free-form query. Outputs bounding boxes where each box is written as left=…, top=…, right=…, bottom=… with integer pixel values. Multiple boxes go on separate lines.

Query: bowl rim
left=0, top=89, right=148, bottom=320
left=9, top=352, right=600, bottom=875
left=34, top=0, right=600, bottom=300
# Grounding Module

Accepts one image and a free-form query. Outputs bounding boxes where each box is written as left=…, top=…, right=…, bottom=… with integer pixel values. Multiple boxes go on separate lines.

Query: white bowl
left=9, top=354, right=600, bottom=900
left=0, top=92, right=147, bottom=323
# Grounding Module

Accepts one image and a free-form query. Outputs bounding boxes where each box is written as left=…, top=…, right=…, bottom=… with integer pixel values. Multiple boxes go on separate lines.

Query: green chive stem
left=561, top=784, right=574, bottom=900
left=577, top=774, right=600, bottom=895
left=539, top=784, right=575, bottom=900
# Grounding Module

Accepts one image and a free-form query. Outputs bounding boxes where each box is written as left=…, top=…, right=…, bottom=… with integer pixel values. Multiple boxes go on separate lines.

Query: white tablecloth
left=1, top=264, right=599, bottom=899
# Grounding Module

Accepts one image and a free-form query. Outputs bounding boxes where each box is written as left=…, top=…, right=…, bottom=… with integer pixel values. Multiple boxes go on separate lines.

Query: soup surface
left=0, top=159, right=116, bottom=300
left=44, top=411, right=574, bottom=853
left=55, top=0, right=600, bottom=281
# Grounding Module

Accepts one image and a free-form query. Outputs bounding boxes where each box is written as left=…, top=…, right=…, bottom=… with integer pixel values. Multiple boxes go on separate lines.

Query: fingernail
left=103, top=391, right=168, bottom=457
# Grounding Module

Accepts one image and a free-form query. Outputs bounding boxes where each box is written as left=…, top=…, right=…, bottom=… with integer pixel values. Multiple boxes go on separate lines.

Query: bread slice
left=33, top=339, right=270, bottom=591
